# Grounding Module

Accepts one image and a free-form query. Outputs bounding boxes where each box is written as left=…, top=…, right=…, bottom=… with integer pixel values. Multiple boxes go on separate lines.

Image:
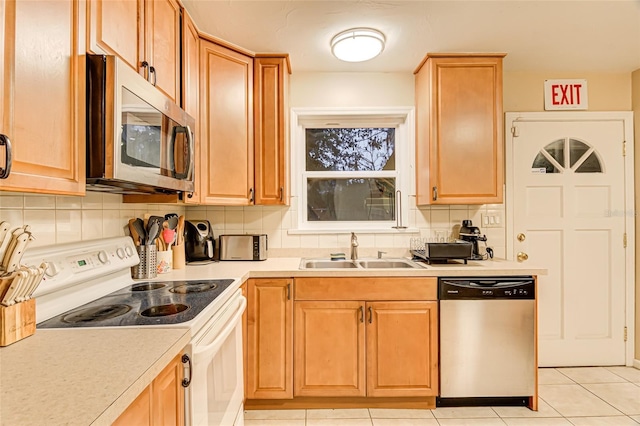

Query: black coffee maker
left=458, top=220, right=488, bottom=260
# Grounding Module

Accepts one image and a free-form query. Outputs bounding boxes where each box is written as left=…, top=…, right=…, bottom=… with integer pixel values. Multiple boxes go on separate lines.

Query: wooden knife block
left=0, top=298, right=36, bottom=346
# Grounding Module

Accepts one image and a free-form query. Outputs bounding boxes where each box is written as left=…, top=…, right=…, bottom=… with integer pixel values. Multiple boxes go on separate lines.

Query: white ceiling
left=182, top=0, right=640, bottom=74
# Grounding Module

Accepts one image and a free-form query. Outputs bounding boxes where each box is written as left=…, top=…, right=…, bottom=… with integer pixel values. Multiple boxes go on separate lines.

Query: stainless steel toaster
left=219, top=234, right=268, bottom=261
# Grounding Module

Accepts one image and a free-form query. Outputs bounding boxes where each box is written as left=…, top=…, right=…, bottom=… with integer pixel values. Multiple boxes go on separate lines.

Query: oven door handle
left=192, top=296, right=247, bottom=361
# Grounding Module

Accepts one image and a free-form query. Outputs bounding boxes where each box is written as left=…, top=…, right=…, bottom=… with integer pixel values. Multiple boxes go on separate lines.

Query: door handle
left=517, top=252, right=529, bottom=262
left=181, top=354, right=192, bottom=387
left=286, top=283, right=291, bottom=300
left=149, top=66, right=157, bottom=86
left=279, top=186, right=284, bottom=202
left=358, top=306, right=364, bottom=323
left=368, top=306, right=373, bottom=324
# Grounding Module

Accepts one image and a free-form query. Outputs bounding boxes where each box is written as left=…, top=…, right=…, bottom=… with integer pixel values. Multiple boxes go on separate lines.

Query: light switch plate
left=481, top=210, right=504, bottom=228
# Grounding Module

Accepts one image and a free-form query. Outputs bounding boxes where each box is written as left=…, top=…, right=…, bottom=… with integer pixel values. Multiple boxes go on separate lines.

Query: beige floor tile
left=244, top=420, right=305, bottom=426
left=492, top=399, right=561, bottom=418
left=582, top=383, right=640, bottom=415
left=244, top=409, right=306, bottom=420
left=605, top=366, right=640, bottom=383
left=369, top=409, right=435, bottom=419
left=538, top=384, right=622, bottom=417
left=565, top=416, right=640, bottom=425
left=432, top=407, right=498, bottom=419
left=372, top=419, right=439, bottom=426
left=501, top=419, right=572, bottom=425
left=307, top=408, right=371, bottom=419
left=307, top=419, right=373, bottom=426
left=555, top=367, right=627, bottom=384
left=436, top=419, right=506, bottom=426
left=538, top=368, right=575, bottom=385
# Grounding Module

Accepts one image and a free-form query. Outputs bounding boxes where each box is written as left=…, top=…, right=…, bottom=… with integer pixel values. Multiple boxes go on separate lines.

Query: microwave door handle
left=185, top=125, right=195, bottom=182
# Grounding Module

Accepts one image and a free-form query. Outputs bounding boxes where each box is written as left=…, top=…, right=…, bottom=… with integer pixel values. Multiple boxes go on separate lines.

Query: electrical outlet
left=481, top=210, right=504, bottom=228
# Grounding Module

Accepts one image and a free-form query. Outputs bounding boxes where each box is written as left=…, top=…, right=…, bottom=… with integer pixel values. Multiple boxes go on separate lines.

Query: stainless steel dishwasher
left=438, top=276, right=536, bottom=402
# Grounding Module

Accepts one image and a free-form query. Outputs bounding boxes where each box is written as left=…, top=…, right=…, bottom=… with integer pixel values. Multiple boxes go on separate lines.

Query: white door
left=506, top=112, right=634, bottom=367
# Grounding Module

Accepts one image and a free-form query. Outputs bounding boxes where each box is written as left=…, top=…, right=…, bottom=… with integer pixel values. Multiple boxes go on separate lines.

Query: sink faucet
left=350, top=232, right=359, bottom=260
left=377, top=250, right=386, bottom=259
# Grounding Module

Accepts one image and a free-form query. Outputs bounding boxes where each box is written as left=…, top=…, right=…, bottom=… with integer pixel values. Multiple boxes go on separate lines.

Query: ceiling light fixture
left=330, top=28, right=386, bottom=62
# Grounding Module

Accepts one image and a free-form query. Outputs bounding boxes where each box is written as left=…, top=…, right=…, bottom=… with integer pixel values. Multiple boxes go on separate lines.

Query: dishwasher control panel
left=438, top=276, right=535, bottom=300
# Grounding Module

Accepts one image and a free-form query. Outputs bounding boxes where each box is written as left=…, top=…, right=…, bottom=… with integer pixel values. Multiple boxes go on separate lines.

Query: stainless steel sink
left=300, top=258, right=424, bottom=269
left=300, top=259, right=358, bottom=269
left=356, top=259, right=422, bottom=269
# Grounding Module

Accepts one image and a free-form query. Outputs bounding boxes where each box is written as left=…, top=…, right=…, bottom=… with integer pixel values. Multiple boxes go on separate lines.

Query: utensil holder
left=0, top=298, right=36, bottom=346
left=132, top=245, right=157, bottom=279
left=172, top=243, right=185, bottom=270
left=156, top=250, right=172, bottom=274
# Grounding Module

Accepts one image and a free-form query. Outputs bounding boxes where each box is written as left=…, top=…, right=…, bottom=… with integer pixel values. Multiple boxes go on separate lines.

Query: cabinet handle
left=187, top=193, right=193, bottom=199
left=432, top=186, right=438, bottom=201
left=0, top=134, right=12, bottom=179
left=149, top=66, right=157, bottom=86
left=358, top=306, right=364, bottom=323
left=368, top=306, right=373, bottom=324
left=181, top=354, right=192, bottom=387
left=249, top=187, right=254, bottom=203
left=286, top=283, right=291, bottom=300
left=279, top=186, right=284, bottom=202
left=140, top=61, right=150, bottom=80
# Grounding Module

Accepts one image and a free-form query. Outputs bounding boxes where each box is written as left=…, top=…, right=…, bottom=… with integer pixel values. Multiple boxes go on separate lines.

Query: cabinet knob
left=517, top=252, right=529, bottom=262
left=517, top=233, right=526, bottom=242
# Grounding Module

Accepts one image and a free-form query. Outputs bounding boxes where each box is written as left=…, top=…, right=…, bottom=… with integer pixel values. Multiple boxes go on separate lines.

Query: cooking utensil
left=0, top=272, right=16, bottom=300
left=128, top=218, right=142, bottom=246
left=26, top=263, right=47, bottom=299
left=176, top=215, right=185, bottom=245
left=165, top=215, right=178, bottom=230
left=146, top=221, right=160, bottom=246
left=2, top=228, right=24, bottom=270
left=162, top=228, right=176, bottom=251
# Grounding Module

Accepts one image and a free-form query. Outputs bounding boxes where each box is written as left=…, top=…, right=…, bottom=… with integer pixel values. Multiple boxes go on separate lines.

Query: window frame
left=290, top=107, right=415, bottom=233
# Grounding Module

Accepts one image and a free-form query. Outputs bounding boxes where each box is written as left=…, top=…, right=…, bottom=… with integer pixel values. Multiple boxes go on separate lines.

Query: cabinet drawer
left=294, top=277, right=437, bottom=301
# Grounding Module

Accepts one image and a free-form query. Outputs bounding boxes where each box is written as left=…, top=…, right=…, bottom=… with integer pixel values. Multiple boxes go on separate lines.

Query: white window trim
left=289, top=107, right=417, bottom=234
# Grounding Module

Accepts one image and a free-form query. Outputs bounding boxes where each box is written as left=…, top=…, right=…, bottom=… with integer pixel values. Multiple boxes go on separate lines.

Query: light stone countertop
left=0, top=328, right=190, bottom=426
left=0, top=256, right=546, bottom=426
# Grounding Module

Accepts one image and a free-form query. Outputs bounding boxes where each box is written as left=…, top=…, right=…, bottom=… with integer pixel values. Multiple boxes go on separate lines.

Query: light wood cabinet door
left=294, top=301, right=366, bottom=397
left=254, top=56, right=289, bottom=205
left=152, top=354, right=185, bottom=426
left=415, top=53, right=505, bottom=205
left=0, top=0, right=85, bottom=195
left=113, top=386, right=152, bottom=426
left=87, top=0, right=142, bottom=72
left=199, top=39, right=254, bottom=205
left=181, top=10, right=200, bottom=204
left=366, top=301, right=439, bottom=397
left=246, top=278, right=293, bottom=399
left=144, top=0, right=180, bottom=102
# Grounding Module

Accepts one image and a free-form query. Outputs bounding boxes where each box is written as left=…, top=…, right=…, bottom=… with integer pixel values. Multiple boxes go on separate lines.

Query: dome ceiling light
left=330, top=28, right=386, bottom=62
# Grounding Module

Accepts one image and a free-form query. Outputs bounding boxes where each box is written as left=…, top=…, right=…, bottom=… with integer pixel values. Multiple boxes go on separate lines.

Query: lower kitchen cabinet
left=293, top=278, right=439, bottom=399
left=246, top=278, right=293, bottom=399
left=113, top=353, right=184, bottom=426
left=294, top=301, right=366, bottom=397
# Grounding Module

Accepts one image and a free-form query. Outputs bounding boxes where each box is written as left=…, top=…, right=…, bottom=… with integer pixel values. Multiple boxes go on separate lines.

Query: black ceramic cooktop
left=37, top=279, right=235, bottom=328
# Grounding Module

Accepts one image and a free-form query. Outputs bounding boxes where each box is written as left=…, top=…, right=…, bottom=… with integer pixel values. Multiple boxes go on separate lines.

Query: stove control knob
left=45, top=262, right=61, bottom=277
left=125, top=246, right=134, bottom=257
left=116, top=248, right=125, bottom=259
left=98, top=250, right=109, bottom=264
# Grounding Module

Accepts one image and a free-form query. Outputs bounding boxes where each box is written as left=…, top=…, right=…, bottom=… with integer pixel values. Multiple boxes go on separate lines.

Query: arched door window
left=532, top=138, right=603, bottom=174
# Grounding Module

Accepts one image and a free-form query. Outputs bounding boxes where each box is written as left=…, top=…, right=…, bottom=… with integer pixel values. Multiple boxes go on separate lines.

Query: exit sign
left=544, top=79, right=588, bottom=110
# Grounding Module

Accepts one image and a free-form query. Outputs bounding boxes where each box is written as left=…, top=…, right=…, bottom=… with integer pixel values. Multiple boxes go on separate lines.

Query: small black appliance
left=458, top=220, right=490, bottom=260
left=184, top=220, right=216, bottom=263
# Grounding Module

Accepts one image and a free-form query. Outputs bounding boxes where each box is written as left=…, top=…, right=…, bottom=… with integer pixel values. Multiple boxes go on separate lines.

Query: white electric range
left=26, top=236, right=246, bottom=426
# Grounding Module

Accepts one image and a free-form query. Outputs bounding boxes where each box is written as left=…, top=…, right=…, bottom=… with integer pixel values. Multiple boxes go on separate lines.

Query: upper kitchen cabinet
left=199, top=38, right=254, bottom=205
left=0, top=0, right=85, bottom=195
left=254, top=55, right=291, bottom=205
left=414, top=53, right=505, bottom=205
left=87, top=0, right=181, bottom=102
left=181, top=10, right=200, bottom=204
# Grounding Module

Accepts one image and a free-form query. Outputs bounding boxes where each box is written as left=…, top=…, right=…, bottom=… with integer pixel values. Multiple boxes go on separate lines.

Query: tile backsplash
left=0, top=192, right=507, bottom=258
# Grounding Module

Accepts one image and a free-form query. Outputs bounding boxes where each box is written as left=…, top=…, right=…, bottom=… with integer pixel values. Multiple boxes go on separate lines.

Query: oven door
left=186, top=289, right=246, bottom=426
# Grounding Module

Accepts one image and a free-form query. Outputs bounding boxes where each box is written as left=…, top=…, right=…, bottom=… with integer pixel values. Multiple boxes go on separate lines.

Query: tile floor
left=244, top=367, right=640, bottom=425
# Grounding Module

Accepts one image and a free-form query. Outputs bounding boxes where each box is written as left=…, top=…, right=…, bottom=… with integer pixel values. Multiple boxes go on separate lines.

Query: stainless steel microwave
left=86, top=54, right=195, bottom=194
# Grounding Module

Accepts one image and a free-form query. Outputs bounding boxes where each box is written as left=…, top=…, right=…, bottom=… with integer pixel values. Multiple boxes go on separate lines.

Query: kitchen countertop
left=0, top=328, right=190, bottom=426
left=0, top=256, right=545, bottom=426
